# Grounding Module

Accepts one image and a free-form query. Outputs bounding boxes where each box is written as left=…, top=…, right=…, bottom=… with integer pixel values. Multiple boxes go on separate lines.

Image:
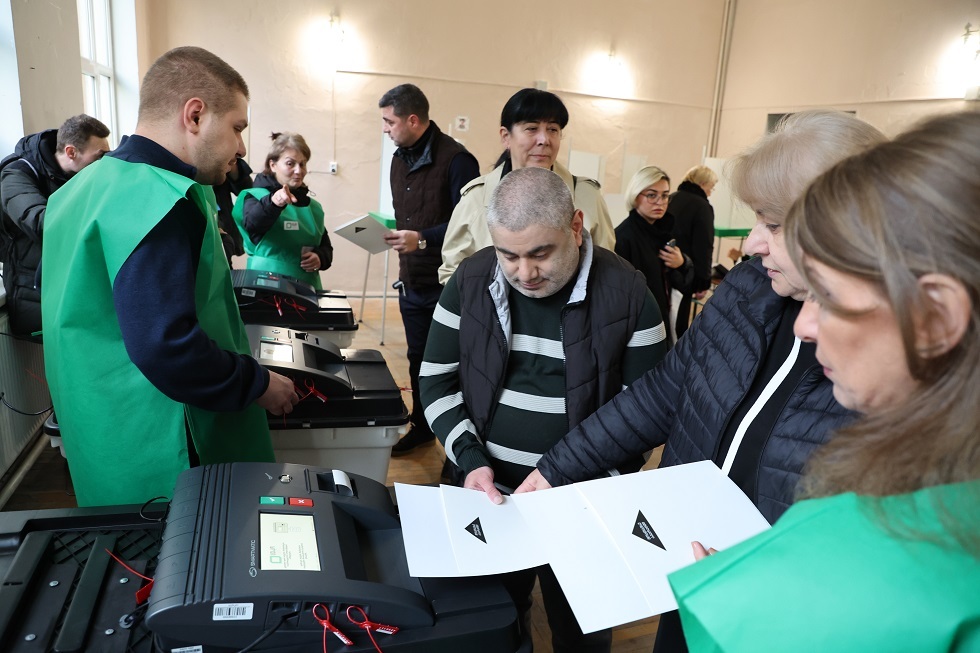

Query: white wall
left=138, top=0, right=726, bottom=292
left=716, top=0, right=980, bottom=155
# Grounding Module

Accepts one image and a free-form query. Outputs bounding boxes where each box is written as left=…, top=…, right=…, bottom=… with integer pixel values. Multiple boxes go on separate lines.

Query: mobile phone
left=665, top=239, right=677, bottom=249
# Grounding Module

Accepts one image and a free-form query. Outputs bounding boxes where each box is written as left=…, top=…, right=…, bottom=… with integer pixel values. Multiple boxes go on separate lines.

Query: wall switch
left=329, top=162, right=338, bottom=174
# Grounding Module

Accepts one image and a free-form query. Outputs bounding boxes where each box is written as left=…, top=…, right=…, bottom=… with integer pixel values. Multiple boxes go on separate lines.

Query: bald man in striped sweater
left=419, top=167, right=667, bottom=653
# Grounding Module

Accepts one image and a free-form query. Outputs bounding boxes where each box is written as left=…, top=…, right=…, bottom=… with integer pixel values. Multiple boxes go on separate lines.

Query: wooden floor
left=0, top=296, right=660, bottom=652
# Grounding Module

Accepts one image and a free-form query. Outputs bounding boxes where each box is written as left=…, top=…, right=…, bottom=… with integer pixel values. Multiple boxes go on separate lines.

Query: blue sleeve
left=448, top=151, right=480, bottom=207
left=113, top=201, right=270, bottom=411
left=420, top=151, right=480, bottom=248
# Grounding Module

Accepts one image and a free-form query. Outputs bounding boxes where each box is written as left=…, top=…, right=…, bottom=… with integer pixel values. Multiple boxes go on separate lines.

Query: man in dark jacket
left=421, top=167, right=667, bottom=653
left=378, top=83, right=480, bottom=454
left=0, top=114, right=110, bottom=336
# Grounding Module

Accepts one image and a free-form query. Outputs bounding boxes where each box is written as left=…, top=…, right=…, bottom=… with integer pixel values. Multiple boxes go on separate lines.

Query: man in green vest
left=41, top=46, right=299, bottom=507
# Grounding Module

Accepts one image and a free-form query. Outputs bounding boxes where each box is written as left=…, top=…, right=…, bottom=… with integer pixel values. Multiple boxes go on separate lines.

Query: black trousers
left=397, top=284, right=442, bottom=436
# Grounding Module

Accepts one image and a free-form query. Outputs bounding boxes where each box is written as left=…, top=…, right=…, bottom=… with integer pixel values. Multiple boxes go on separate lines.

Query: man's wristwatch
left=417, top=233, right=427, bottom=250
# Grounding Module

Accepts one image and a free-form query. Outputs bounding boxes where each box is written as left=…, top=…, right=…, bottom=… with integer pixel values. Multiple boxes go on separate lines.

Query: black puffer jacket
left=537, top=257, right=855, bottom=523
left=0, top=130, right=70, bottom=336
left=669, top=180, right=714, bottom=293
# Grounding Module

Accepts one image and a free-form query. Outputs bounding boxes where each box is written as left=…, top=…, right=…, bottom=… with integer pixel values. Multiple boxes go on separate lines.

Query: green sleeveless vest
left=231, top=187, right=326, bottom=289
left=42, top=156, right=273, bottom=507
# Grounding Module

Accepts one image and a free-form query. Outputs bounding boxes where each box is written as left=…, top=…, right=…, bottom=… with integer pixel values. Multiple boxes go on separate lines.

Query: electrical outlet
left=329, top=162, right=338, bottom=174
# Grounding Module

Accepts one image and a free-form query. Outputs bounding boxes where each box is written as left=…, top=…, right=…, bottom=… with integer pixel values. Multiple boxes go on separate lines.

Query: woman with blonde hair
left=670, top=109, right=980, bottom=651
left=515, top=111, right=887, bottom=652
left=669, top=165, right=718, bottom=338
left=615, top=165, right=691, bottom=339
left=233, top=132, right=332, bottom=289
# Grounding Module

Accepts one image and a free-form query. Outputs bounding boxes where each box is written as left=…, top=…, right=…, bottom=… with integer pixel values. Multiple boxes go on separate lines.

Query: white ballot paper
left=395, top=461, right=770, bottom=633
left=333, top=214, right=391, bottom=254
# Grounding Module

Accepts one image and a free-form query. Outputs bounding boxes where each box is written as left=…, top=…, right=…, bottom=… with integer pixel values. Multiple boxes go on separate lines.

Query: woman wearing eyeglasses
left=615, top=165, right=692, bottom=342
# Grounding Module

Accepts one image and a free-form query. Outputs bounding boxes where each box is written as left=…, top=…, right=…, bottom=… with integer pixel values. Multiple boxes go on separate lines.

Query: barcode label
left=241, top=288, right=256, bottom=297
left=212, top=603, right=254, bottom=621
left=171, top=647, right=203, bottom=653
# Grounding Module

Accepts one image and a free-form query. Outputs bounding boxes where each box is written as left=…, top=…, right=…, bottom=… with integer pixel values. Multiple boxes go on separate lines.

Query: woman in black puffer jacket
left=515, top=110, right=888, bottom=653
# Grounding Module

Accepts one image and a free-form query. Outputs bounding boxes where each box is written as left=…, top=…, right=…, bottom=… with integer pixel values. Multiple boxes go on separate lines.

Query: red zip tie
left=346, top=605, right=398, bottom=652
left=304, top=379, right=329, bottom=403
left=313, top=603, right=353, bottom=648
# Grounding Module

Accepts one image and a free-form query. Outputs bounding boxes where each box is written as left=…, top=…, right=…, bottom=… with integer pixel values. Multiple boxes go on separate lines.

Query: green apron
left=42, top=156, right=273, bottom=507
left=669, top=481, right=980, bottom=652
left=231, top=188, right=326, bottom=289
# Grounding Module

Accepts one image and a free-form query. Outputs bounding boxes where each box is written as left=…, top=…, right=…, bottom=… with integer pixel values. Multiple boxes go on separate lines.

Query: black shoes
left=391, top=428, right=435, bottom=456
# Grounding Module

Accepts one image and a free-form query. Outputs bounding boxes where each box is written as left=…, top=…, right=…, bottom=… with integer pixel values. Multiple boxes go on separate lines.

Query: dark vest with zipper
left=390, top=122, right=466, bottom=290
left=454, top=245, right=650, bottom=472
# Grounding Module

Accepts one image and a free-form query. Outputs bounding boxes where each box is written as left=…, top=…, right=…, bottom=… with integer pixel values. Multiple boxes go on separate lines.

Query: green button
left=260, top=496, right=284, bottom=505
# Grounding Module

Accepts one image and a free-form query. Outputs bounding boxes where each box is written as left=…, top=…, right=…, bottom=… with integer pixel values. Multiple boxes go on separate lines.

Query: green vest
left=669, top=481, right=980, bottom=652
left=42, top=156, right=273, bottom=507
left=231, top=188, right=326, bottom=289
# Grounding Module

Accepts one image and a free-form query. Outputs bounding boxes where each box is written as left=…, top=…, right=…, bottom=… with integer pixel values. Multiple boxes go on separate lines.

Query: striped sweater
left=420, top=238, right=667, bottom=491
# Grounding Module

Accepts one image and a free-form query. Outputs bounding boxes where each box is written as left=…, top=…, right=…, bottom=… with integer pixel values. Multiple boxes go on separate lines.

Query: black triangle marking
left=355, top=226, right=366, bottom=233
left=465, top=517, right=487, bottom=543
left=632, top=510, right=666, bottom=550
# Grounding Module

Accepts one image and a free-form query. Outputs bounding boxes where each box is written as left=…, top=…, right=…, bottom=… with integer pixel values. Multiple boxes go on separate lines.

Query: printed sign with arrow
left=465, top=517, right=487, bottom=543
left=632, top=510, right=666, bottom=550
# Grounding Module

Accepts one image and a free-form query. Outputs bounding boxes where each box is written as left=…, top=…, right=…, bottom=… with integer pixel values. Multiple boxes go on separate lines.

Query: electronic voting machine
left=232, top=269, right=356, bottom=339
left=146, top=463, right=519, bottom=652
left=245, top=324, right=407, bottom=427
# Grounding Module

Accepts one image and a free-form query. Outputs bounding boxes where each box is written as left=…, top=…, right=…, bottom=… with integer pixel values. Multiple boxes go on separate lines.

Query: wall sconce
left=581, top=49, right=635, bottom=100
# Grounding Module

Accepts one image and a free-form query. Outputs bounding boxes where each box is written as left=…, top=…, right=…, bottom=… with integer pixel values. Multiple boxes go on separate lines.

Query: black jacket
left=537, top=258, right=855, bottom=523
left=0, top=130, right=71, bottom=336
left=614, top=209, right=693, bottom=329
left=214, top=157, right=253, bottom=263
left=669, top=181, right=715, bottom=293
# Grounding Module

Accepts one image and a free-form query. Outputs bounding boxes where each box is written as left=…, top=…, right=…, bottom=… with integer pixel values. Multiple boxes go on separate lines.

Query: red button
left=289, top=497, right=313, bottom=507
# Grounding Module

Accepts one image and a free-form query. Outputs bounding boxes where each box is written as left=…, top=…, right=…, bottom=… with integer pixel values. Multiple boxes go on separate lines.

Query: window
left=77, top=0, right=116, bottom=142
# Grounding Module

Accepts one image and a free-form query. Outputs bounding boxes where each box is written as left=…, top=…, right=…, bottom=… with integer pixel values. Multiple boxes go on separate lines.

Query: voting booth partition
left=0, top=463, right=522, bottom=652
left=246, top=325, right=409, bottom=483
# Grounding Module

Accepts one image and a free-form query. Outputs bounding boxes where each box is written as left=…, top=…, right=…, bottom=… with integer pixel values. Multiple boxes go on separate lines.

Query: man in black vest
left=379, top=84, right=479, bottom=455
left=419, top=167, right=666, bottom=652
left=0, top=114, right=110, bottom=336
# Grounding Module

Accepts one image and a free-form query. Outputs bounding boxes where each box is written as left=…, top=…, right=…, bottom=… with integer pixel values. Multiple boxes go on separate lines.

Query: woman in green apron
left=669, top=111, right=980, bottom=652
left=233, top=132, right=332, bottom=289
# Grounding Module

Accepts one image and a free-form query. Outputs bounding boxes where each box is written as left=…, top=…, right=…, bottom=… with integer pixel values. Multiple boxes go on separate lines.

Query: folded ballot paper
left=395, top=461, right=770, bottom=634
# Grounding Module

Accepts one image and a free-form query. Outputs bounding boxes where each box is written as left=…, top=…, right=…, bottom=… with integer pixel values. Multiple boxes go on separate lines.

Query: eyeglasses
left=640, top=191, right=670, bottom=205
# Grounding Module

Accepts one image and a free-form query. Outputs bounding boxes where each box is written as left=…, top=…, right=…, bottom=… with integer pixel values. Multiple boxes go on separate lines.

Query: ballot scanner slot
left=301, top=340, right=344, bottom=369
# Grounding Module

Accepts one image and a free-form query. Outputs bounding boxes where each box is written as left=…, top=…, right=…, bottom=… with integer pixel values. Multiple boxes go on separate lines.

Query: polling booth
left=233, top=269, right=358, bottom=349
left=246, top=325, right=409, bottom=483
left=0, top=462, right=521, bottom=652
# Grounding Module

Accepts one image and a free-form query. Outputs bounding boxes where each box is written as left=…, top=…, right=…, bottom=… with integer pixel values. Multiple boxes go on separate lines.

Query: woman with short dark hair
left=439, top=88, right=616, bottom=284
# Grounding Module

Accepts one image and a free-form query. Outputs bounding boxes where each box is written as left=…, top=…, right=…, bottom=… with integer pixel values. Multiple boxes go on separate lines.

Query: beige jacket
left=438, top=161, right=616, bottom=285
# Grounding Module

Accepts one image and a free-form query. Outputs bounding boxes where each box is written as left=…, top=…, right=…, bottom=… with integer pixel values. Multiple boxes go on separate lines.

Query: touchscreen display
left=258, top=341, right=294, bottom=363
left=259, top=513, right=321, bottom=571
